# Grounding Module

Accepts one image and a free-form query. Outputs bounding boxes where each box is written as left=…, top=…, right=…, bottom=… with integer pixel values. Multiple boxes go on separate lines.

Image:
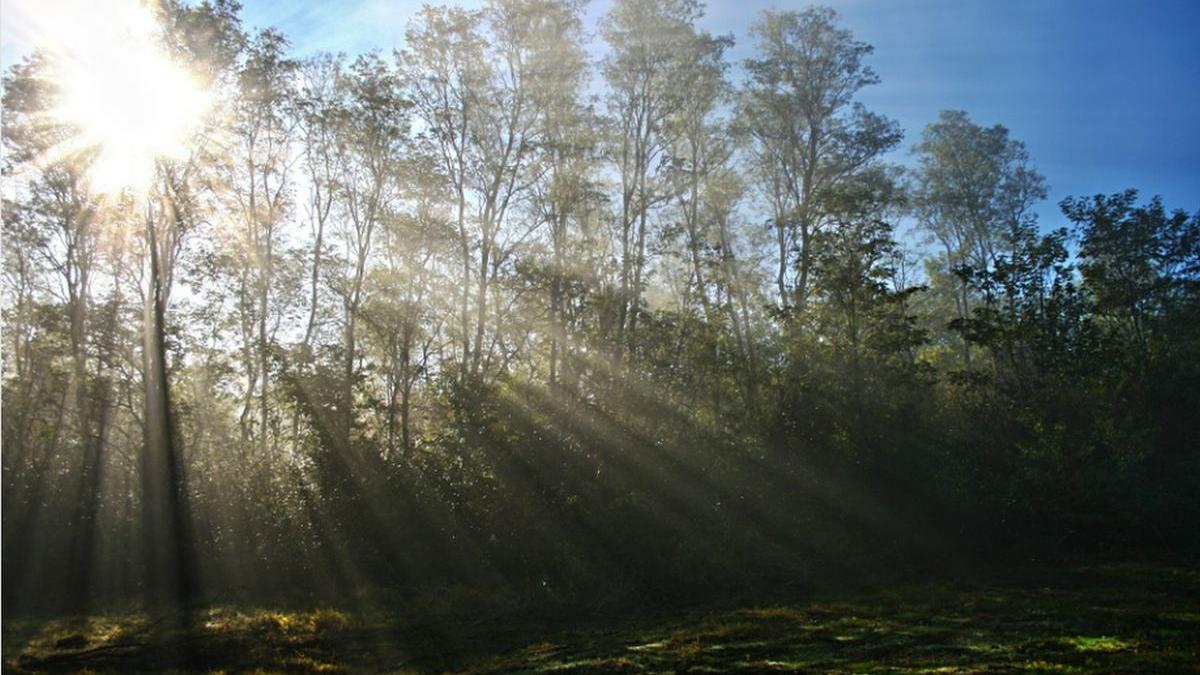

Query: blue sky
left=5, top=0, right=1198, bottom=228
left=236, top=0, right=1200, bottom=230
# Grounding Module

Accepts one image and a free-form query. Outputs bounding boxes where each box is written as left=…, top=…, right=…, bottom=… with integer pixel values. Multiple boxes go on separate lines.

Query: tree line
left=3, top=0, right=1198, bottom=614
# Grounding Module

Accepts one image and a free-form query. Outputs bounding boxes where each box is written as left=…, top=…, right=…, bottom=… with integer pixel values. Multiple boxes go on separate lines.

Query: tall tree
left=601, top=0, right=704, bottom=358
left=1, top=54, right=112, bottom=610
left=524, top=0, right=594, bottom=388
left=664, top=31, right=734, bottom=318
left=402, top=6, right=486, bottom=381
left=741, top=7, right=900, bottom=315
left=222, top=29, right=299, bottom=456
left=329, top=53, right=408, bottom=447
left=912, top=109, right=1046, bottom=367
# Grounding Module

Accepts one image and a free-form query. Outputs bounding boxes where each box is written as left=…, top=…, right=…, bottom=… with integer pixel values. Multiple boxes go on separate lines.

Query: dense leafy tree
left=741, top=7, right=901, bottom=314
left=912, top=110, right=1047, bottom=368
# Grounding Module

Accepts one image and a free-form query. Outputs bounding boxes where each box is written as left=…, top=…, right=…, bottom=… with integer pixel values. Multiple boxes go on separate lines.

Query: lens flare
left=25, top=0, right=211, bottom=193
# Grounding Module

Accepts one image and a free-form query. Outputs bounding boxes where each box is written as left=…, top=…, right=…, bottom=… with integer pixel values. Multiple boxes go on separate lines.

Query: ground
left=4, top=562, right=1198, bottom=673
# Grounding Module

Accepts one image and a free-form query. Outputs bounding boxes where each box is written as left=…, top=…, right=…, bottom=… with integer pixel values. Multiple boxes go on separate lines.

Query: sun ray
left=23, top=0, right=212, bottom=194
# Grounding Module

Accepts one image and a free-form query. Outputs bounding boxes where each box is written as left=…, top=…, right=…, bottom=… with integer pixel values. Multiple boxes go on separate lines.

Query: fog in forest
left=2, top=0, right=1198, bottom=672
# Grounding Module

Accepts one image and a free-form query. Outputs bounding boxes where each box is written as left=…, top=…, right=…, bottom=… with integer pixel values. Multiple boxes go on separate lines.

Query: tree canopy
left=2, top=0, right=1197, bottom=617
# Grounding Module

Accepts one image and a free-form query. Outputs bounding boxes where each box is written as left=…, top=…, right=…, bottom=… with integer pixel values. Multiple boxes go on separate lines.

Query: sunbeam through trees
left=2, top=0, right=1198, bottom=672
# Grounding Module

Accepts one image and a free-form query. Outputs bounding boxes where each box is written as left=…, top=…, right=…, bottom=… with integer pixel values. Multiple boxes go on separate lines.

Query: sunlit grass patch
left=755, top=658, right=809, bottom=670
left=674, top=638, right=703, bottom=658
left=523, top=640, right=566, bottom=657
left=1160, top=611, right=1200, bottom=623
left=828, top=614, right=888, bottom=630
left=255, top=608, right=352, bottom=635
left=282, top=654, right=348, bottom=672
left=460, top=564, right=1200, bottom=673
left=738, top=606, right=808, bottom=622
left=1061, top=635, right=1135, bottom=653
left=537, top=656, right=636, bottom=672
left=5, top=563, right=1198, bottom=674
left=1020, top=660, right=1083, bottom=673
left=958, top=637, right=1016, bottom=657
left=669, top=619, right=757, bottom=642
left=704, top=639, right=771, bottom=652
left=201, top=607, right=352, bottom=637
left=15, top=612, right=150, bottom=656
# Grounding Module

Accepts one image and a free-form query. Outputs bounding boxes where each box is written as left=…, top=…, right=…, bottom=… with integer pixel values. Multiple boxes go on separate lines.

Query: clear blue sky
left=243, top=0, right=1200, bottom=229
left=6, top=0, right=1198, bottom=227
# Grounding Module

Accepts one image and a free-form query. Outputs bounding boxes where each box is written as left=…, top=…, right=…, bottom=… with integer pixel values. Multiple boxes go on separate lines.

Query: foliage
left=1, top=0, right=1197, bottom=623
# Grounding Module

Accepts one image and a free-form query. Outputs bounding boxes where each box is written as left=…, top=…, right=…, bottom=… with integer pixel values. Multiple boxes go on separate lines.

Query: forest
left=2, top=0, right=1198, bottom=672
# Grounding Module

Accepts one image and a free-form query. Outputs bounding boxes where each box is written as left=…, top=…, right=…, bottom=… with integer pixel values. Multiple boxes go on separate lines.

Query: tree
left=740, top=7, right=901, bottom=315
left=912, top=110, right=1046, bottom=367
left=601, top=0, right=705, bottom=359
left=524, top=0, right=595, bottom=389
left=328, top=53, right=409, bottom=448
left=401, top=6, right=486, bottom=382
left=221, top=29, right=299, bottom=457
left=1066, top=190, right=1200, bottom=351
left=664, top=31, right=734, bottom=318
left=1, top=54, right=112, bottom=610
left=812, top=166, right=914, bottom=356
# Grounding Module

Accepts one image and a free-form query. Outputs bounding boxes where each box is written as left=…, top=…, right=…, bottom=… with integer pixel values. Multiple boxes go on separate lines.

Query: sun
left=38, top=0, right=211, bottom=194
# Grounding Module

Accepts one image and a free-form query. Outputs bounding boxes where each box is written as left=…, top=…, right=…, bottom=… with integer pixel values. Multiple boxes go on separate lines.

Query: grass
left=4, top=562, right=1199, bottom=673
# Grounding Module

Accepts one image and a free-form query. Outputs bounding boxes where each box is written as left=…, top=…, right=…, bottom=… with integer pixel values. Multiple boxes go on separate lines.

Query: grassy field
left=4, top=562, right=1198, bottom=673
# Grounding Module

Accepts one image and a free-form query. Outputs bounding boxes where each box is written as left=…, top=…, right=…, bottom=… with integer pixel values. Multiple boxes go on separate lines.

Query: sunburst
left=27, top=0, right=212, bottom=193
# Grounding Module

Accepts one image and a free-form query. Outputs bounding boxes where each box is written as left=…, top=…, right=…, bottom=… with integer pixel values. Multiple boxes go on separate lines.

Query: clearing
left=4, top=562, right=1198, bottom=673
